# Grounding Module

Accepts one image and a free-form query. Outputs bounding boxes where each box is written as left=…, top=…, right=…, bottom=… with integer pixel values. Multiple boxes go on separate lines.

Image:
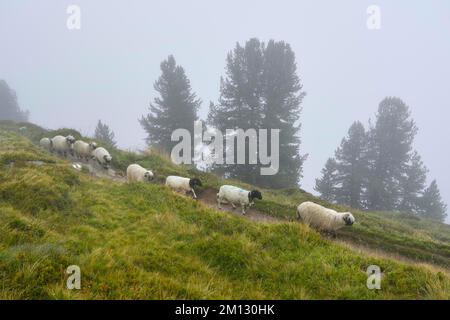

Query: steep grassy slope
left=108, top=138, right=450, bottom=269
left=0, top=122, right=449, bottom=299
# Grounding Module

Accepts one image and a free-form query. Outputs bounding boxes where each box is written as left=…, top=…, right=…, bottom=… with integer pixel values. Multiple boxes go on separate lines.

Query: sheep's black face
left=343, top=213, right=355, bottom=226
left=189, top=178, right=202, bottom=188
left=89, top=142, right=98, bottom=150
left=103, top=155, right=112, bottom=163
left=250, top=190, right=262, bottom=201
left=144, top=171, right=154, bottom=181
left=66, top=136, right=76, bottom=145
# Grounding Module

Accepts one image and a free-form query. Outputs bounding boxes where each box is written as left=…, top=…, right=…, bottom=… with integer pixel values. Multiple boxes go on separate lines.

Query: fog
left=1, top=0, right=449, bottom=222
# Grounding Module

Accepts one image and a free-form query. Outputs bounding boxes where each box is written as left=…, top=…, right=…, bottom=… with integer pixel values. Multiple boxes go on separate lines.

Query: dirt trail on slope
left=65, top=153, right=279, bottom=221
left=71, top=157, right=280, bottom=223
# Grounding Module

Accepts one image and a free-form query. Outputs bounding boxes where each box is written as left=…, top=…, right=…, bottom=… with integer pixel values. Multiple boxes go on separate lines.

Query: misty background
left=1, top=1, right=449, bottom=221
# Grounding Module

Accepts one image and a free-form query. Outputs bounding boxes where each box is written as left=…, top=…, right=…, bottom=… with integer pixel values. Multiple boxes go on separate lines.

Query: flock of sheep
left=39, top=134, right=355, bottom=232
left=40, top=135, right=112, bottom=169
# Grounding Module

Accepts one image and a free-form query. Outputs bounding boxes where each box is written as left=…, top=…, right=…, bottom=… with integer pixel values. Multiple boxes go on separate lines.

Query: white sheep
left=126, top=164, right=154, bottom=182
left=91, top=147, right=112, bottom=169
left=165, top=176, right=202, bottom=199
left=217, top=185, right=262, bottom=215
left=39, top=137, right=52, bottom=151
left=296, top=201, right=355, bottom=232
left=51, top=135, right=76, bottom=157
left=73, top=140, right=97, bottom=161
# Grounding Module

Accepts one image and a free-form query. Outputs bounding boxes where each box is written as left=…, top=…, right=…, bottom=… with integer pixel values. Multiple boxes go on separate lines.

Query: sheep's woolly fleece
left=166, top=176, right=198, bottom=198
left=217, top=185, right=254, bottom=214
left=297, top=201, right=355, bottom=232
left=127, top=163, right=154, bottom=182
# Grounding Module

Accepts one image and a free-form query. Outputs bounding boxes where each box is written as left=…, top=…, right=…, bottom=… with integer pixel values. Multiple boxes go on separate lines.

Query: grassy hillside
left=110, top=141, right=450, bottom=269
left=0, top=121, right=449, bottom=299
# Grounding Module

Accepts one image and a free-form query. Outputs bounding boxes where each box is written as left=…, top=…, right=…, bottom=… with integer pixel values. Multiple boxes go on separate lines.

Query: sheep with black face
left=296, top=201, right=355, bottom=232
left=126, top=164, right=154, bottom=183
left=217, top=185, right=262, bottom=215
left=92, top=147, right=112, bottom=169
left=51, top=135, right=76, bottom=157
left=73, top=140, right=97, bottom=161
left=165, top=176, right=202, bottom=199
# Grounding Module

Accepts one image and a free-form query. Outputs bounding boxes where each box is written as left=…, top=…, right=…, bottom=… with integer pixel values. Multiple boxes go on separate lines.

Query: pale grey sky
left=1, top=0, right=449, bottom=221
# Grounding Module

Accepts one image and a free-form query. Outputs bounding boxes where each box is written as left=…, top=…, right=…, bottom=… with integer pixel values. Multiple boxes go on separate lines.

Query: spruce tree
left=398, top=151, right=427, bottom=213
left=0, top=80, right=29, bottom=122
left=365, top=97, right=417, bottom=211
left=94, top=120, right=117, bottom=147
left=140, top=55, right=200, bottom=154
left=316, top=98, right=441, bottom=215
left=314, top=158, right=338, bottom=203
left=259, top=40, right=306, bottom=188
left=208, top=39, right=306, bottom=188
left=334, top=121, right=368, bottom=209
left=418, top=180, right=447, bottom=222
left=208, top=39, right=264, bottom=183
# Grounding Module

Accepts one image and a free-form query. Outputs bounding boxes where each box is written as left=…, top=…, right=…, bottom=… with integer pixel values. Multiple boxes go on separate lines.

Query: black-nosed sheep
left=165, top=176, right=202, bottom=199
left=126, top=164, right=154, bottom=182
left=217, top=185, right=262, bottom=214
left=73, top=140, right=97, bottom=161
left=51, top=135, right=76, bottom=157
left=92, top=147, right=112, bottom=169
left=296, top=201, right=355, bottom=232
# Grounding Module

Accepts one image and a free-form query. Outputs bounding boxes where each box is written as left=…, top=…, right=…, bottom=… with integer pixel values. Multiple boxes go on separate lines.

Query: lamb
left=91, top=147, right=112, bottom=169
left=51, top=135, right=76, bottom=157
left=296, top=201, right=355, bottom=232
left=126, top=164, right=154, bottom=182
left=165, top=176, right=202, bottom=199
left=217, top=185, right=262, bottom=215
left=73, top=140, right=97, bottom=161
left=39, top=137, right=53, bottom=151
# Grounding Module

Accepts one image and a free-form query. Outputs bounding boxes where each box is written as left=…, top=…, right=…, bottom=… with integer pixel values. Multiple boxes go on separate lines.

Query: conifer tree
left=0, top=80, right=29, bottom=122
left=333, top=121, right=368, bottom=208
left=418, top=180, right=447, bottom=222
left=315, top=158, right=338, bottom=203
left=259, top=40, right=306, bottom=188
left=315, top=98, right=443, bottom=216
left=140, top=55, right=200, bottom=154
left=208, top=39, right=306, bottom=188
left=365, top=97, right=417, bottom=211
left=398, top=151, right=427, bottom=213
left=208, top=39, right=265, bottom=183
left=94, top=120, right=117, bottom=147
